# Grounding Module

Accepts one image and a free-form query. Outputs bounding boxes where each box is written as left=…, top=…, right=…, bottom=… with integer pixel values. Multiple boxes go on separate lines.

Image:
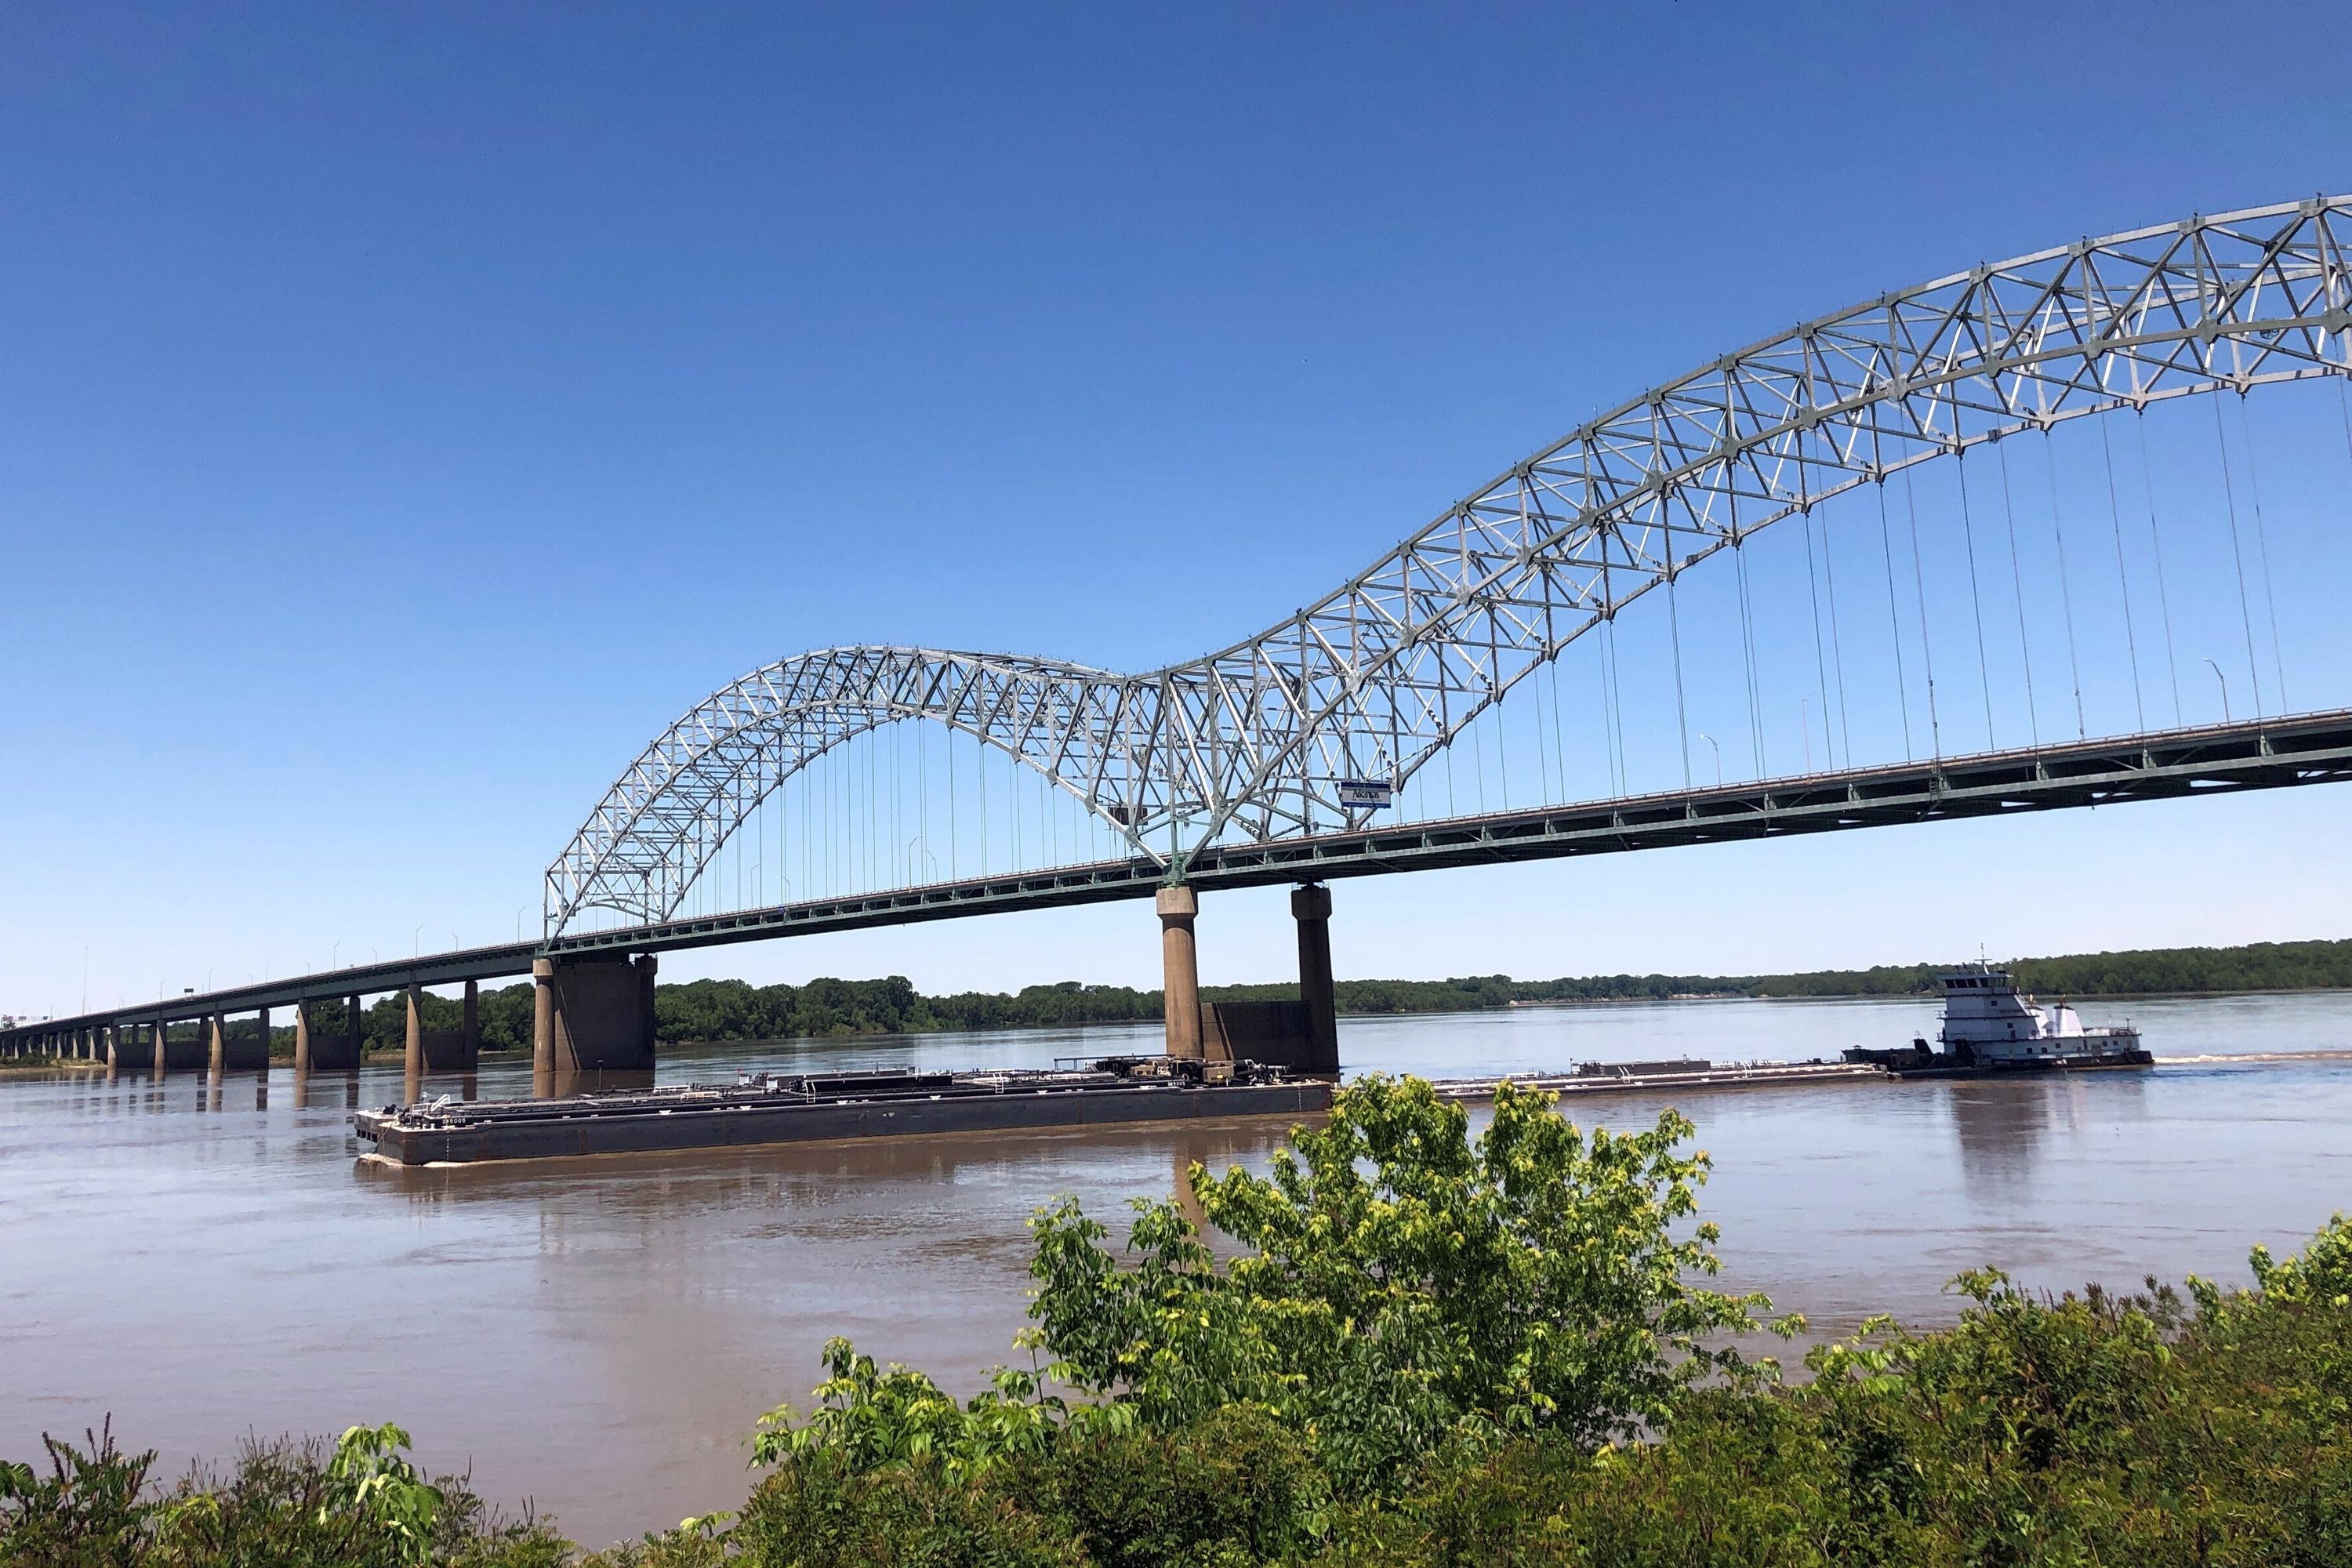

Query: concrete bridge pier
left=404, top=982, right=482, bottom=1073
left=1156, top=886, right=1202, bottom=1061
left=405, top=986, right=423, bottom=1077
left=150, top=1021, right=168, bottom=1081
left=1157, top=881, right=1341, bottom=1075
left=294, top=996, right=366, bottom=1070
left=204, top=1011, right=268, bottom=1073
left=1290, top=884, right=1341, bottom=1074
left=532, top=953, right=658, bottom=1090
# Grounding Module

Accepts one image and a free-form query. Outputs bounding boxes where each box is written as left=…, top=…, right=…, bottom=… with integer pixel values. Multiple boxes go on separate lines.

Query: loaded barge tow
left=355, top=1056, right=1330, bottom=1166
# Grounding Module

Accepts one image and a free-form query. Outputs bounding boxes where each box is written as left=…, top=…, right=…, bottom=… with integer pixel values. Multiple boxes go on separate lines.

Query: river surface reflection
left=5, top=992, right=2349, bottom=1547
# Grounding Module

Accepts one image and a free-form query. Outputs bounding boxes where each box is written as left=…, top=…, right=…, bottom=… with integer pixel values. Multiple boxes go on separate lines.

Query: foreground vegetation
left=9, top=1076, right=2350, bottom=1565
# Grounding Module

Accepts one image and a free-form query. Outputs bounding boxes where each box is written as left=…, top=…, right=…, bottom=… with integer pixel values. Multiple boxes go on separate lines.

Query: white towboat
left=1845, top=964, right=2151, bottom=1076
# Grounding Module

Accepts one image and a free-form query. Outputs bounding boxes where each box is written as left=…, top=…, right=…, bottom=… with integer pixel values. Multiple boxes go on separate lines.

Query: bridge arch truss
left=547, top=197, right=2352, bottom=935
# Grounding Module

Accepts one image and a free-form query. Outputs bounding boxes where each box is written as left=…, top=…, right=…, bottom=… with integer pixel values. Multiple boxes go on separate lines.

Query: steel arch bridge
left=546, top=196, right=2352, bottom=938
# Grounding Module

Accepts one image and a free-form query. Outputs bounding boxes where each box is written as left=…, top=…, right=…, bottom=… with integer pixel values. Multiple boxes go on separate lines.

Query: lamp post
left=1696, top=731, right=1722, bottom=787
left=2203, top=658, right=2232, bottom=723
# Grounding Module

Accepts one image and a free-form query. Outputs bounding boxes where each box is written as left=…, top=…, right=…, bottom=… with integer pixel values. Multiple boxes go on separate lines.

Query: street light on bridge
left=2203, top=658, right=2232, bottom=724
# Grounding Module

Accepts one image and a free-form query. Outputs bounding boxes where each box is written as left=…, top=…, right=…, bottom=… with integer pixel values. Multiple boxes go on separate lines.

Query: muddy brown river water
left=5, top=992, right=2349, bottom=1547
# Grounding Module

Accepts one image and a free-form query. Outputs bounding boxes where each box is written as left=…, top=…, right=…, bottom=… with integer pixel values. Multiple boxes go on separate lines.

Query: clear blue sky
left=5, top=2, right=2350, bottom=1016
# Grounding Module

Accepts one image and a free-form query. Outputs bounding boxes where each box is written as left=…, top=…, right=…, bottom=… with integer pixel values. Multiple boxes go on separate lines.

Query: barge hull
left=1884, top=1051, right=2154, bottom=1080
left=362, top=1080, right=1332, bottom=1166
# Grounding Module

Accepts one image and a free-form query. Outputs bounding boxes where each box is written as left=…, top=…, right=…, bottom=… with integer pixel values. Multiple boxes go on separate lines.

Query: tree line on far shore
left=260, top=935, right=2352, bottom=1056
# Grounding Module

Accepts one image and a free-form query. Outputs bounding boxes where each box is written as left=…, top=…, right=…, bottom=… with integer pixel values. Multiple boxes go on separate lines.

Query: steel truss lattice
left=547, top=196, right=2352, bottom=935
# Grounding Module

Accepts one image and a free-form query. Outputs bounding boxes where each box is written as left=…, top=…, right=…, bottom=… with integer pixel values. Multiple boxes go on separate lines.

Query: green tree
left=1027, top=1076, right=1778, bottom=1493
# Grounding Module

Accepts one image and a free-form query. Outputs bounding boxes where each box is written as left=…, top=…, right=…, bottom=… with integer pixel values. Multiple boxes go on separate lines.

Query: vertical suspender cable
left=1735, top=536, right=1766, bottom=777
left=1494, top=677, right=1511, bottom=808
left=1594, top=621, right=1613, bottom=796
left=1605, top=616, right=1629, bottom=794
left=2098, top=421, right=2147, bottom=734
left=1818, top=505, right=1853, bottom=765
left=1595, top=547, right=1620, bottom=797
left=1955, top=452, right=1998, bottom=750
left=2132, top=416, right=2184, bottom=725
left=2209, top=396, right=2267, bottom=717
left=1802, top=510, right=1837, bottom=769
left=1531, top=646, right=1553, bottom=805
left=1430, top=719, right=1449, bottom=818
left=1875, top=478, right=1914, bottom=758
left=1471, top=676, right=1488, bottom=811
left=1902, top=467, right=1943, bottom=760
left=1994, top=440, right=2042, bottom=747
left=1667, top=567, right=1693, bottom=789
left=2040, top=437, right=2088, bottom=739
left=2235, top=397, right=2288, bottom=713
left=1548, top=656, right=1569, bottom=800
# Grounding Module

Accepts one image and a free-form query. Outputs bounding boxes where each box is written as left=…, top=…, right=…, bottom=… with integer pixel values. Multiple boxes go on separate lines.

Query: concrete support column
left=345, top=995, right=363, bottom=1068
left=462, top=979, right=480, bottom=1058
left=404, top=985, right=424, bottom=1077
left=1157, top=884, right=1203, bottom=1061
left=206, top=1012, right=227, bottom=1075
left=532, top=958, right=554, bottom=1095
left=103, top=1024, right=118, bottom=1070
left=293, top=1001, right=312, bottom=1073
left=1290, top=883, right=1340, bottom=1074
left=536, top=955, right=658, bottom=1074
left=151, top=1021, right=169, bottom=1081
left=256, top=1006, right=270, bottom=1071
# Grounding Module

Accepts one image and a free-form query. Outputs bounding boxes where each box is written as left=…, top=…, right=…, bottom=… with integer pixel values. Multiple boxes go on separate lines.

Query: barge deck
left=355, top=1060, right=1331, bottom=1166
left=1427, top=1058, right=1886, bottom=1099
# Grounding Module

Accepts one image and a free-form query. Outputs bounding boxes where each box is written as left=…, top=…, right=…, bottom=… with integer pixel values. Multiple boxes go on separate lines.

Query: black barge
left=355, top=1058, right=1330, bottom=1166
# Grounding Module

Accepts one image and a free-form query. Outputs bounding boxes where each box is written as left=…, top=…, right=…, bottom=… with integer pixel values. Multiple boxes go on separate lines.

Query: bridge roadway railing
left=10, top=707, right=2352, bottom=1052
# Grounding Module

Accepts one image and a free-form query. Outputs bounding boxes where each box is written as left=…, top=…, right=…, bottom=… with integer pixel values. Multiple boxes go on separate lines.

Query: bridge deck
left=12, top=708, right=2352, bottom=1042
